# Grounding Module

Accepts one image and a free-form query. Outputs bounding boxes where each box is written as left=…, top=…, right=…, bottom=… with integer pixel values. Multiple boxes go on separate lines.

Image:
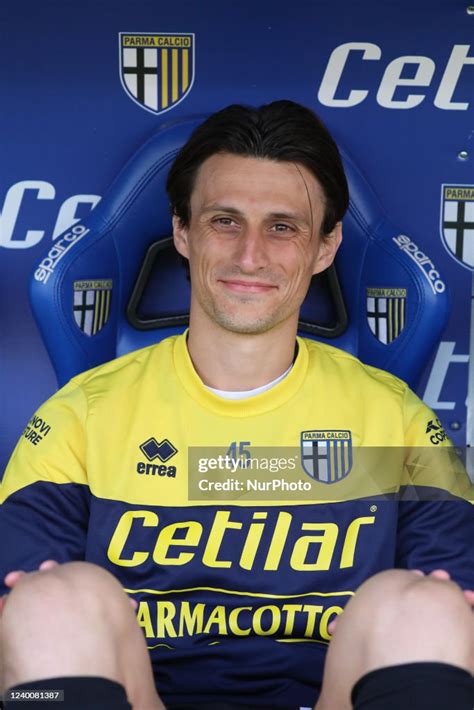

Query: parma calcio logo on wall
left=119, top=32, right=195, bottom=114
left=440, top=184, right=474, bottom=270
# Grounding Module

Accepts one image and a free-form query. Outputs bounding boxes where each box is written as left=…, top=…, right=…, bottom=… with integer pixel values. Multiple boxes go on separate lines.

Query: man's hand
left=412, top=569, right=474, bottom=606
left=6, top=559, right=59, bottom=584
left=327, top=569, right=474, bottom=636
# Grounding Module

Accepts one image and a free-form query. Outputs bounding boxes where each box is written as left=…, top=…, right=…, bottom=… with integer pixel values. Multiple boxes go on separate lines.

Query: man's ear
left=312, top=222, right=343, bottom=276
left=172, top=215, right=190, bottom=258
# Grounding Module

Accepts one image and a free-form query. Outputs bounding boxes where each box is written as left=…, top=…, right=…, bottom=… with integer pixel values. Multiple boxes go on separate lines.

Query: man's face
left=173, top=153, right=342, bottom=335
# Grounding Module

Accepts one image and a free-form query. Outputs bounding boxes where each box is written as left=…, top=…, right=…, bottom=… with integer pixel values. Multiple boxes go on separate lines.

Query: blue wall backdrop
left=1, top=0, right=473, bottom=473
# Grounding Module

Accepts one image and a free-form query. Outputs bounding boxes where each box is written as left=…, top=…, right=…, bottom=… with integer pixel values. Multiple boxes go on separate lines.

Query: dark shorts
left=351, top=662, right=474, bottom=710
left=2, top=664, right=473, bottom=709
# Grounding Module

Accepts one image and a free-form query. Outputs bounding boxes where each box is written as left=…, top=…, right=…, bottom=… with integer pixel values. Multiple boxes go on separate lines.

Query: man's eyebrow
left=200, top=204, right=310, bottom=223
left=269, top=211, right=310, bottom=224
left=200, top=204, right=244, bottom=215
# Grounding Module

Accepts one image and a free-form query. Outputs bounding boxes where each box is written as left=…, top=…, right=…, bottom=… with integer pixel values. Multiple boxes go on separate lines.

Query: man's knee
left=2, top=562, right=127, bottom=630
left=0, top=564, right=137, bottom=693
left=360, top=569, right=471, bottom=626
left=353, top=569, right=473, bottom=670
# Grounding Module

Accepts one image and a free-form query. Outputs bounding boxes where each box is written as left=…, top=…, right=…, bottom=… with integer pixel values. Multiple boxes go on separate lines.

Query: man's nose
left=233, top=227, right=269, bottom=272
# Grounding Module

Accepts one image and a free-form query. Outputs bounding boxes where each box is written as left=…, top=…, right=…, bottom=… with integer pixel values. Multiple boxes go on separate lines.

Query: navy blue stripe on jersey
left=0, top=482, right=91, bottom=594
left=1, top=483, right=473, bottom=707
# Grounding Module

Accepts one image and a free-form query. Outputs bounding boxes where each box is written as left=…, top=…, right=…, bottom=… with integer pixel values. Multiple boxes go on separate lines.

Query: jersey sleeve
left=400, top=386, right=473, bottom=500
left=0, top=379, right=90, bottom=594
left=395, top=386, right=474, bottom=589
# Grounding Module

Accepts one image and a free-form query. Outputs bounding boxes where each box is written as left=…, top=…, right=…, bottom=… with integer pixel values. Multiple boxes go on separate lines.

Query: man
left=0, top=101, right=473, bottom=710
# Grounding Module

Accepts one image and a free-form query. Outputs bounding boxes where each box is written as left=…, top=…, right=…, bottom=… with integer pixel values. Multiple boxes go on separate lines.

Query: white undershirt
left=206, top=365, right=293, bottom=400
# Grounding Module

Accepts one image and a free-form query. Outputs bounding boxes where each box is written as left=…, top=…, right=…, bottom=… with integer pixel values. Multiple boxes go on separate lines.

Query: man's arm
left=395, top=387, right=474, bottom=590
left=0, top=379, right=89, bottom=594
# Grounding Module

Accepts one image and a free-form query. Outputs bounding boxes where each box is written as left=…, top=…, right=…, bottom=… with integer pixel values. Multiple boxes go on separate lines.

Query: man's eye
left=272, top=223, right=294, bottom=233
left=213, top=217, right=237, bottom=226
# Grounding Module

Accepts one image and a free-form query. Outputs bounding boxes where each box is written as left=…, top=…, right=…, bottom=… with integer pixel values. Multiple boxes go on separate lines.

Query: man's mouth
left=218, top=279, right=278, bottom=294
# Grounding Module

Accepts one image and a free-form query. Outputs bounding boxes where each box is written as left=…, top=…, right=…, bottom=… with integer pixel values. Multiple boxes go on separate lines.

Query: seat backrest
left=30, top=116, right=449, bottom=389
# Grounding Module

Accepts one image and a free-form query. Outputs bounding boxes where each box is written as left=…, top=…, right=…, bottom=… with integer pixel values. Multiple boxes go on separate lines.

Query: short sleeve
left=0, top=380, right=90, bottom=593
left=401, top=387, right=473, bottom=502
left=396, top=387, right=474, bottom=589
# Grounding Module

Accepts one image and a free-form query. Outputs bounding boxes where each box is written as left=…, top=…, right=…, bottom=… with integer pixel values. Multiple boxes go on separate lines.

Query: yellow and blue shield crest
left=73, top=280, right=112, bottom=336
left=366, top=287, right=407, bottom=344
left=119, top=32, right=195, bottom=115
left=440, top=184, right=474, bottom=270
left=301, top=430, right=352, bottom=483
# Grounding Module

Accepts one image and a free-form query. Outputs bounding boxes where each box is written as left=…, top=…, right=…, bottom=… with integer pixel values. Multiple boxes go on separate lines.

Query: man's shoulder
left=69, top=335, right=178, bottom=392
left=302, top=337, right=408, bottom=397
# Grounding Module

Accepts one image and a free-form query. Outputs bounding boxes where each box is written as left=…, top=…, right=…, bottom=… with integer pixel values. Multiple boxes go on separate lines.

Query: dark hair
left=166, top=100, right=349, bottom=235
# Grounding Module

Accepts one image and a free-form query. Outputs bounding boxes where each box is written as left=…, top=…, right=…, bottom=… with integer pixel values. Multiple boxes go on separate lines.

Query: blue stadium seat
left=29, top=115, right=449, bottom=389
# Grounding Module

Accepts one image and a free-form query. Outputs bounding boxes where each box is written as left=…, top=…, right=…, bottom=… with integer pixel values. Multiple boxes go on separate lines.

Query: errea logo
left=137, top=437, right=178, bottom=477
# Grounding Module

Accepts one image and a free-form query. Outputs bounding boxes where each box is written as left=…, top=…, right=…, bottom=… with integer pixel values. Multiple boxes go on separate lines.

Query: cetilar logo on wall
left=440, top=185, right=474, bottom=270
left=119, top=32, right=195, bottom=115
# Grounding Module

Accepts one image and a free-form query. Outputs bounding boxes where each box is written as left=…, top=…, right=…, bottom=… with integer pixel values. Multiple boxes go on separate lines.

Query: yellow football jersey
left=1, top=334, right=472, bottom=707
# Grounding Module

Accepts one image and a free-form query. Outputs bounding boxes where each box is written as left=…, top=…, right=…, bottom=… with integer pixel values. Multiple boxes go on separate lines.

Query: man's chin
left=212, top=311, right=282, bottom=335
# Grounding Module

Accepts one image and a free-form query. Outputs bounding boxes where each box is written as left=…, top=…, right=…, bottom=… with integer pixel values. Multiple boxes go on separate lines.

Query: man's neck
left=186, top=314, right=298, bottom=392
